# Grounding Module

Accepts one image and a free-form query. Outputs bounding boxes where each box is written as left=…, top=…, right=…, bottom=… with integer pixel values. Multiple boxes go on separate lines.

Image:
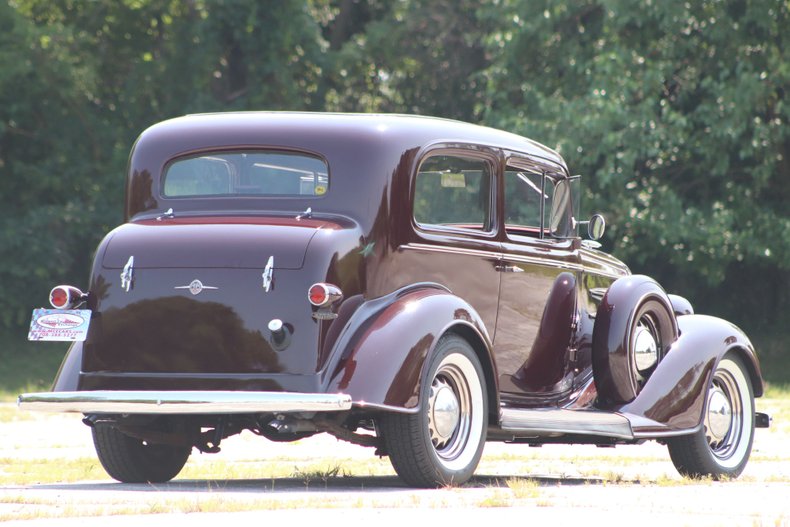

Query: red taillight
left=50, top=288, right=69, bottom=308
left=309, top=284, right=328, bottom=306
left=49, top=285, right=85, bottom=309
left=308, top=283, right=342, bottom=307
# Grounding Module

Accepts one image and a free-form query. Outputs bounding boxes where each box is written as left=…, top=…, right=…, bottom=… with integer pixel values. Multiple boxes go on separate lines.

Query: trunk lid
left=102, top=216, right=330, bottom=270
left=84, top=215, right=345, bottom=379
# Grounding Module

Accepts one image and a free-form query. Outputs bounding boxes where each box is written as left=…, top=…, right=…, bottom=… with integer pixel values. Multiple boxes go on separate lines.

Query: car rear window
left=162, top=151, right=329, bottom=198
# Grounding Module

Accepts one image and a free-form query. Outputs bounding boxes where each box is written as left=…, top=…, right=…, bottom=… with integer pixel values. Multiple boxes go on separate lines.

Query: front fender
left=323, top=286, right=495, bottom=412
left=619, top=314, right=763, bottom=436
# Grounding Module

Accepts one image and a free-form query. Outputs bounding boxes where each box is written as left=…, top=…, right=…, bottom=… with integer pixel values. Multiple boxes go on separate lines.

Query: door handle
left=495, top=264, right=524, bottom=273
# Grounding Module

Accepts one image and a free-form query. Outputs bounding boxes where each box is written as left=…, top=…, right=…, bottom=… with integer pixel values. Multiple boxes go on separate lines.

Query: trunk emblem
left=120, top=256, right=134, bottom=292
left=175, top=279, right=218, bottom=296
left=262, top=256, right=274, bottom=292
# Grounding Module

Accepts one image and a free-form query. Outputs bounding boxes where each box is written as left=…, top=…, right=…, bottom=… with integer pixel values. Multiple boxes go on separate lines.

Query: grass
left=475, top=478, right=543, bottom=507
left=0, top=457, right=108, bottom=486
left=0, top=331, right=65, bottom=401
left=505, top=477, right=541, bottom=498
left=177, top=457, right=396, bottom=482
left=291, top=463, right=350, bottom=486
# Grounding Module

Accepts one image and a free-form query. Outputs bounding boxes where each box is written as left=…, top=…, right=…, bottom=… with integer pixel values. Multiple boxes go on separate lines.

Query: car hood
left=102, top=216, right=332, bottom=270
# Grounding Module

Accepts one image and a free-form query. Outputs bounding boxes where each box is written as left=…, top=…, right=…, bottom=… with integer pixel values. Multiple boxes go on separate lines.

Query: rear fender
left=323, top=285, right=497, bottom=414
left=51, top=341, right=83, bottom=392
left=619, top=314, right=763, bottom=436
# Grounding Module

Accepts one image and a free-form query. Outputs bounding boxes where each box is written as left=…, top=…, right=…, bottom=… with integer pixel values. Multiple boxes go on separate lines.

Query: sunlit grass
left=477, top=489, right=511, bottom=507
left=764, top=383, right=790, bottom=399
left=0, top=457, right=108, bottom=486
left=178, top=456, right=396, bottom=483
left=505, top=477, right=541, bottom=498
left=0, top=450, right=398, bottom=488
left=0, top=404, right=34, bottom=422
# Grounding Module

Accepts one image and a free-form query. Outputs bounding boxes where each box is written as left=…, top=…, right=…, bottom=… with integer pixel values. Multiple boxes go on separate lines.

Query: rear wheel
left=380, top=335, right=487, bottom=487
left=667, top=353, right=755, bottom=479
left=92, top=425, right=191, bottom=483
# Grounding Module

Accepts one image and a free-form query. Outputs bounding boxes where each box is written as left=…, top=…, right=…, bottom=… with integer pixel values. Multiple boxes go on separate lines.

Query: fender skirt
left=322, top=286, right=495, bottom=413
left=618, top=314, right=763, bottom=438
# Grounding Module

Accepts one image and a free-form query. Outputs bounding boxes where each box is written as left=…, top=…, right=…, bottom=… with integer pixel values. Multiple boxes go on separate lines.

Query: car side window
left=413, top=154, right=492, bottom=231
left=504, top=166, right=554, bottom=237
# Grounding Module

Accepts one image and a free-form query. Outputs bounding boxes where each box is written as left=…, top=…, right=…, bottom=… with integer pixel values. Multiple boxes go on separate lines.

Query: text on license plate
left=28, top=309, right=92, bottom=342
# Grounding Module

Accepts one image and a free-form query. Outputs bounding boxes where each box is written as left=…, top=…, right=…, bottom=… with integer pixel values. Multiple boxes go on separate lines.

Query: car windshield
left=162, top=151, right=329, bottom=198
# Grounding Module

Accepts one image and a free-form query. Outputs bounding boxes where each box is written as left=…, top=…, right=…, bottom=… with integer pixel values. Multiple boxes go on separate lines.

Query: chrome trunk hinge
left=156, top=208, right=175, bottom=221
left=262, top=256, right=274, bottom=292
left=120, top=256, right=135, bottom=292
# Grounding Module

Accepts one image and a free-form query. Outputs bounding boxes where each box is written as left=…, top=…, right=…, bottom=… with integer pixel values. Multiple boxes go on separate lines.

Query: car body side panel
left=324, top=287, right=495, bottom=412
left=494, top=239, right=579, bottom=398
left=504, top=271, right=577, bottom=396
left=619, top=314, right=763, bottom=435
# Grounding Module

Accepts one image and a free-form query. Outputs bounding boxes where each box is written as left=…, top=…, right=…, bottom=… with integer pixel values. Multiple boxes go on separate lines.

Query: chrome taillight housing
left=49, top=285, right=86, bottom=309
left=308, top=283, right=343, bottom=307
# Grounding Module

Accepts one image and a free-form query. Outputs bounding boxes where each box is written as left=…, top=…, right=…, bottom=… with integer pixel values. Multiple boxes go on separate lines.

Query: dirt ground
left=1, top=396, right=788, bottom=526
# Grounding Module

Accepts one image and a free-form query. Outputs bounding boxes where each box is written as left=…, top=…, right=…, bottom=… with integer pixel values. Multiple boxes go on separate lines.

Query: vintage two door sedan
left=21, top=113, right=769, bottom=487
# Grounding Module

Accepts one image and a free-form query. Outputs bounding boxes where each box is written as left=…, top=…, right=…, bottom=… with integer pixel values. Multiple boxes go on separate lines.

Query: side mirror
left=574, top=213, right=606, bottom=241
left=588, top=214, right=606, bottom=240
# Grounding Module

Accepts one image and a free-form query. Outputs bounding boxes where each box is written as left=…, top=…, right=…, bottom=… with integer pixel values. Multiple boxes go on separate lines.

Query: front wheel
left=379, top=335, right=488, bottom=487
left=667, top=353, right=755, bottom=479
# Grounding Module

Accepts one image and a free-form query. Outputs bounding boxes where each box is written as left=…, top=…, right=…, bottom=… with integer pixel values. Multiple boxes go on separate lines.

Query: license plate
left=28, top=309, right=92, bottom=342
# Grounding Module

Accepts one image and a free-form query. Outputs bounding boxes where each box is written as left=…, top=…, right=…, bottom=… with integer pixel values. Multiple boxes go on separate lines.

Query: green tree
left=0, top=0, right=329, bottom=329
left=325, top=0, right=496, bottom=120
left=1, top=0, right=787, bottom=340
left=483, top=0, right=790, bottom=327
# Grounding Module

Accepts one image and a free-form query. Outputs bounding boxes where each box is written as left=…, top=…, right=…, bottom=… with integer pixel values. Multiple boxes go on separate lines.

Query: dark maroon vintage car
left=20, top=113, right=769, bottom=487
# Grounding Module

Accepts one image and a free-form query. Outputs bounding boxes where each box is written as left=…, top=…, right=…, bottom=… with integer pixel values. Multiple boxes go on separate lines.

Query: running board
left=500, top=407, right=634, bottom=440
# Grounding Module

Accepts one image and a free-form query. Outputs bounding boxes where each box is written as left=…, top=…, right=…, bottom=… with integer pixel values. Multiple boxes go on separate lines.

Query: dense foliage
left=1, top=0, right=787, bottom=338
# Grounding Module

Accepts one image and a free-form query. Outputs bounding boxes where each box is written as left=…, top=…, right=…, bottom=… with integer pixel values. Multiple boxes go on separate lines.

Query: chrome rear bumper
left=17, top=390, right=353, bottom=414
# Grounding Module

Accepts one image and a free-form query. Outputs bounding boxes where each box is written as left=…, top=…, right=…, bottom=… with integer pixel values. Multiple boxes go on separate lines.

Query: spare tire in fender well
left=592, top=275, right=678, bottom=405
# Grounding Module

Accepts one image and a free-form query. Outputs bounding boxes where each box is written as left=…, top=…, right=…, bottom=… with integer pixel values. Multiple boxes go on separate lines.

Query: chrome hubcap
left=633, top=314, right=660, bottom=385
left=705, top=367, right=743, bottom=459
left=430, top=380, right=460, bottom=444
left=706, top=386, right=733, bottom=444
left=427, top=363, right=473, bottom=461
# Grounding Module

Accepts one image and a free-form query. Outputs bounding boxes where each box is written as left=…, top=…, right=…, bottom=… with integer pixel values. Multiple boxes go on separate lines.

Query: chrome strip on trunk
left=17, top=391, right=353, bottom=414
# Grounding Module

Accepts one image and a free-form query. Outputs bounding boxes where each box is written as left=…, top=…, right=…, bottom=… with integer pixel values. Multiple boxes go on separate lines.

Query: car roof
left=139, top=112, right=566, bottom=170
left=125, top=112, right=569, bottom=221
